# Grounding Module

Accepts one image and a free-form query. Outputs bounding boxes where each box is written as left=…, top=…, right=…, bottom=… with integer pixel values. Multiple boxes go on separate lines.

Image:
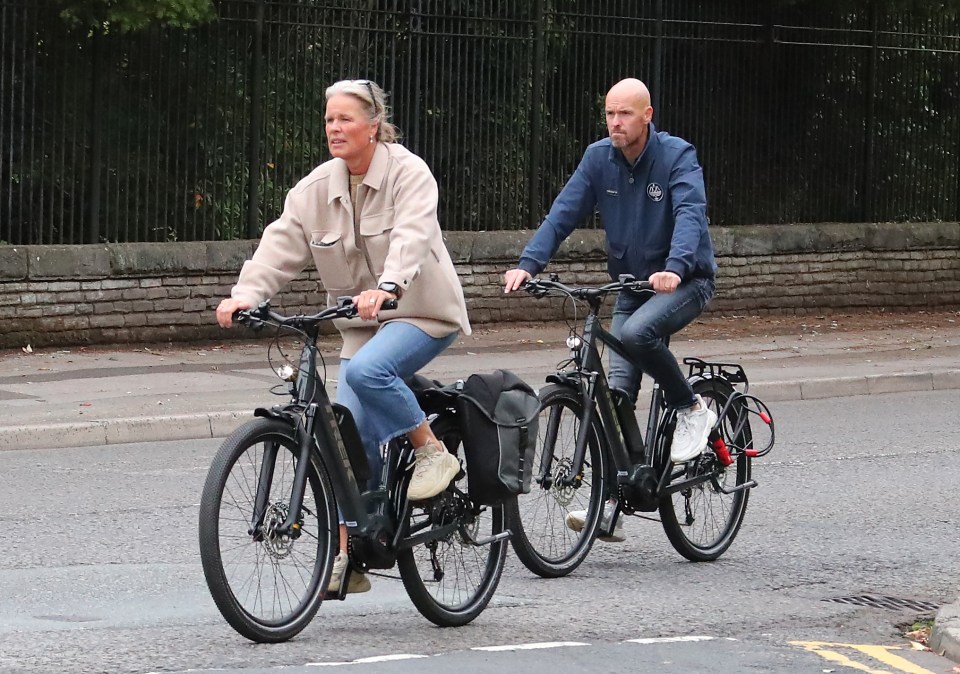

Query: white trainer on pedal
left=565, top=501, right=625, bottom=543
left=671, top=394, right=718, bottom=463
left=328, top=552, right=371, bottom=594
left=407, top=441, right=460, bottom=501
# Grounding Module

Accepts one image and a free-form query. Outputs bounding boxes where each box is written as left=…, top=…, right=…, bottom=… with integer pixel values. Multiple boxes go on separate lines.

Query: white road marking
left=626, top=635, right=722, bottom=645
left=307, top=654, right=429, bottom=666
left=472, top=641, right=591, bottom=652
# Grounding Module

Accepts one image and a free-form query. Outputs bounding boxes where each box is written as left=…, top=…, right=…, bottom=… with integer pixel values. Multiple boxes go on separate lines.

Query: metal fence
left=2, top=1, right=959, bottom=245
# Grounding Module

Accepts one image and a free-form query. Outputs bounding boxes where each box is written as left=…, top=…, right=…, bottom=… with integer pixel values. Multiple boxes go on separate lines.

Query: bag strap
left=457, top=393, right=540, bottom=428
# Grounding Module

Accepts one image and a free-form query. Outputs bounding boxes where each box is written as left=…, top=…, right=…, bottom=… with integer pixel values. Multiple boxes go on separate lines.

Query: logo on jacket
left=647, top=183, right=664, bottom=202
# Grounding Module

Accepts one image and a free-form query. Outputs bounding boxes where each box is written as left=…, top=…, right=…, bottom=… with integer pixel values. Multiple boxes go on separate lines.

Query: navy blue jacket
left=518, top=123, right=717, bottom=282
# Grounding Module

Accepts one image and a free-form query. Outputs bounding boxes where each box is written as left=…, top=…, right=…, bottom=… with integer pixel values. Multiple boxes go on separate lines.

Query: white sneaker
left=671, top=394, right=718, bottom=463
left=407, top=441, right=460, bottom=501
left=564, top=501, right=625, bottom=543
left=328, top=551, right=371, bottom=594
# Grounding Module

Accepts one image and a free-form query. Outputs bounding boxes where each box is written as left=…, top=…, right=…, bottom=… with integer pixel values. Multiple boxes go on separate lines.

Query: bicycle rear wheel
left=397, top=413, right=508, bottom=626
left=504, top=383, right=608, bottom=578
left=199, top=418, right=338, bottom=642
left=659, top=378, right=752, bottom=562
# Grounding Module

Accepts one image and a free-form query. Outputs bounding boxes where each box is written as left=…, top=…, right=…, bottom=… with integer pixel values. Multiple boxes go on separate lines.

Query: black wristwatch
left=378, top=282, right=401, bottom=297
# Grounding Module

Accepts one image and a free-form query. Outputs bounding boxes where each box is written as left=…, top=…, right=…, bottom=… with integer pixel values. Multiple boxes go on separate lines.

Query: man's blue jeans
left=608, top=276, right=715, bottom=408
left=337, top=321, right=457, bottom=489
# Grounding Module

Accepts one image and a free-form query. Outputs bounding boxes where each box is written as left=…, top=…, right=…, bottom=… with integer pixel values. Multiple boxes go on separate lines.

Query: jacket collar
left=609, top=122, right=659, bottom=171
left=326, top=142, right=390, bottom=204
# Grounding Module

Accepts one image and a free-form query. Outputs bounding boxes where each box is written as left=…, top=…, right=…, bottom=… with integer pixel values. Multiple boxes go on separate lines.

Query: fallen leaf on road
left=22, top=344, right=33, bottom=354
left=80, top=402, right=92, bottom=407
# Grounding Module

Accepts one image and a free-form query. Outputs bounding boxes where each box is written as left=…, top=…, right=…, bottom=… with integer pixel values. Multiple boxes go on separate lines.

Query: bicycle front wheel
left=659, top=378, right=752, bottom=562
left=505, top=383, right=608, bottom=578
left=397, top=413, right=508, bottom=627
left=198, top=418, right=339, bottom=642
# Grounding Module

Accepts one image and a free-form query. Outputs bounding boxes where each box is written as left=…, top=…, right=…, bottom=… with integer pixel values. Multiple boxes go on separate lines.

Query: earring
left=369, top=135, right=374, bottom=144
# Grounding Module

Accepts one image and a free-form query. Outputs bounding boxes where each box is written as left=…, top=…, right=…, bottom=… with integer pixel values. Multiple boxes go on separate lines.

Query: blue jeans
left=337, top=321, right=457, bottom=490
left=608, top=276, right=715, bottom=408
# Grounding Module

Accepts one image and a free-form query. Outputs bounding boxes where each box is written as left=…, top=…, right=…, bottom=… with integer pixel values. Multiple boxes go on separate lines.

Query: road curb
left=930, top=599, right=960, bottom=664
left=0, top=410, right=252, bottom=452
left=3, top=371, right=960, bottom=451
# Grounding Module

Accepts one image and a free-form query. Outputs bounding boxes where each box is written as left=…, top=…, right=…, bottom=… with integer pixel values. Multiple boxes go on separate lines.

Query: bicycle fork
left=250, top=415, right=315, bottom=540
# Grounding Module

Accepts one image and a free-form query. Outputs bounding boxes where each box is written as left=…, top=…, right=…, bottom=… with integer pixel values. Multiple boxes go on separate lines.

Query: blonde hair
left=325, top=79, right=399, bottom=143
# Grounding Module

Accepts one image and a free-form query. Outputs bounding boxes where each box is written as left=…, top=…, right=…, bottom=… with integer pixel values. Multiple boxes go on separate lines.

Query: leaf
left=22, top=344, right=33, bottom=354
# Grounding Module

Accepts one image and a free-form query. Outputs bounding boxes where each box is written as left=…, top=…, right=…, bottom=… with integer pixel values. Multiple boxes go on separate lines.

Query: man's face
left=605, top=93, right=652, bottom=155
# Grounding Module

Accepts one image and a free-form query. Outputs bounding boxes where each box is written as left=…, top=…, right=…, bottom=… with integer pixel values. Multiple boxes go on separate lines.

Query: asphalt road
left=2, top=389, right=959, bottom=673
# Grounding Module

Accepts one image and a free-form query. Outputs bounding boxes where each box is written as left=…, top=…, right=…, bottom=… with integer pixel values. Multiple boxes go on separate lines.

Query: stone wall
left=1, top=222, right=957, bottom=348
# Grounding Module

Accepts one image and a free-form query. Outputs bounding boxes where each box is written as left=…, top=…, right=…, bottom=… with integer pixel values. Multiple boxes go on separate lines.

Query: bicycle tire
left=504, top=383, right=608, bottom=578
left=659, top=378, right=752, bottom=562
left=199, top=418, right=339, bottom=642
left=397, top=413, right=508, bottom=626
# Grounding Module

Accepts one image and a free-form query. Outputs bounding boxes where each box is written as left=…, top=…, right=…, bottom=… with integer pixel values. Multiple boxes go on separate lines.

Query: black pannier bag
left=454, top=369, right=540, bottom=506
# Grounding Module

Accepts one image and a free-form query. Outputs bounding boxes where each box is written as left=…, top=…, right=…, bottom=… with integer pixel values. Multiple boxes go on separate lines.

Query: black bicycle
left=198, top=298, right=509, bottom=643
left=506, top=276, right=775, bottom=577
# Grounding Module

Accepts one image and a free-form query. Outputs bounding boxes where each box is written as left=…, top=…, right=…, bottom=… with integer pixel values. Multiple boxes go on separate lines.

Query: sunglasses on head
left=354, top=79, right=378, bottom=112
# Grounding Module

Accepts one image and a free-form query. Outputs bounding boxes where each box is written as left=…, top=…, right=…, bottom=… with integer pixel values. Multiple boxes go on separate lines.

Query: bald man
left=503, top=78, right=718, bottom=543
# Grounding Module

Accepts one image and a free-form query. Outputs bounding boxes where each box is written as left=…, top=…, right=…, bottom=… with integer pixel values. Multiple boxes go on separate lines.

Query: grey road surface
left=1, top=389, right=958, bottom=673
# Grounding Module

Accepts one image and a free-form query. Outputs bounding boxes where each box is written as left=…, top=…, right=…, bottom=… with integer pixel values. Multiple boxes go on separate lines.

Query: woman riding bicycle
left=216, top=78, right=469, bottom=594
left=503, top=78, right=718, bottom=543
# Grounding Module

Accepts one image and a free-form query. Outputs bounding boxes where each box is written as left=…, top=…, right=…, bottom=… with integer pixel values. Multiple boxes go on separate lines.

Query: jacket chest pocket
left=309, top=230, right=354, bottom=291
left=358, top=210, right=395, bottom=275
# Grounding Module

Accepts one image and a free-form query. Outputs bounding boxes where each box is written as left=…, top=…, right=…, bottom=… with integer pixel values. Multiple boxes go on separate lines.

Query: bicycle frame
left=548, top=309, right=666, bottom=489
left=240, top=300, right=442, bottom=569
left=531, top=276, right=747, bottom=507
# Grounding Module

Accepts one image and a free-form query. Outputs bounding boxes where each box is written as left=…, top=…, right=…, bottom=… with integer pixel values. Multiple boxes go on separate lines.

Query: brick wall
left=1, top=222, right=957, bottom=348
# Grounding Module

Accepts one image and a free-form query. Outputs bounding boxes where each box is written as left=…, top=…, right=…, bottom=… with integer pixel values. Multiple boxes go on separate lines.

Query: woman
left=216, top=79, right=470, bottom=594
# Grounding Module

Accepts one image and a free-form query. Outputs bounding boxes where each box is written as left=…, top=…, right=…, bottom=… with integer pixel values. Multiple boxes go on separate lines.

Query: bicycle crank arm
left=396, top=522, right=459, bottom=550
left=718, top=479, right=758, bottom=495
left=464, top=529, right=513, bottom=547
left=662, top=471, right=716, bottom=495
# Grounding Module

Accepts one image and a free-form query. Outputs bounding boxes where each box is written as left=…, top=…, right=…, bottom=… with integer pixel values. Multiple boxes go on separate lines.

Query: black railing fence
left=2, top=1, right=959, bottom=244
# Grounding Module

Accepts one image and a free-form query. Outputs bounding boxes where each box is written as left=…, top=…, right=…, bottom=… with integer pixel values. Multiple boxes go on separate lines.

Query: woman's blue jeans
left=336, top=321, right=457, bottom=490
left=608, top=276, right=715, bottom=408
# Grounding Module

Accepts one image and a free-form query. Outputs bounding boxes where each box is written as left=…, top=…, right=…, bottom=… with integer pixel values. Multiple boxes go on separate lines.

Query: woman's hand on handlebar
left=216, top=297, right=254, bottom=328
left=353, top=289, right=397, bottom=321
left=503, top=268, right=532, bottom=293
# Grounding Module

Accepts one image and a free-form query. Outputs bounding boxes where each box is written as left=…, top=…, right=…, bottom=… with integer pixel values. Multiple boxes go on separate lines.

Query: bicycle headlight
left=565, top=335, right=582, bottom=351
left=276, top=364, right=297, bottom=382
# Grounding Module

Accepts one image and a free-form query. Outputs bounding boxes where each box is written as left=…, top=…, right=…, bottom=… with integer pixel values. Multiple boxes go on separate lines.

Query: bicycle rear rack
left=684, top=357, right=749, bottom=390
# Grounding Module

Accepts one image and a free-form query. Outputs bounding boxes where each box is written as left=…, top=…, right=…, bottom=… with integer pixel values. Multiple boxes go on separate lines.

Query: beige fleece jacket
left=231, top=142, right=471, bottom=358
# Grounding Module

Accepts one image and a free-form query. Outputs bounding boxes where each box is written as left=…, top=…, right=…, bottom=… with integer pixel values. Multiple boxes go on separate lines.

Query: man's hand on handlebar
left=648, top=271, right=681, bottom=294
left=503, top=268, right=532, bottom=294
left=216, top=297, right=254, bottom=328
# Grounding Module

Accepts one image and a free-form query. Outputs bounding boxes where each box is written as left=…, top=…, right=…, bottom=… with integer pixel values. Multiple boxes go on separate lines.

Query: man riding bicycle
left=503, top=77, right=718, bottom=543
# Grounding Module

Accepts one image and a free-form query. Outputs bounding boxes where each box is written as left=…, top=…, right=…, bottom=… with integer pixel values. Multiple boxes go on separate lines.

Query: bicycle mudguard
left=545, top=372, right=580, bottom=388
left=254, top=407, right=298, bottom=424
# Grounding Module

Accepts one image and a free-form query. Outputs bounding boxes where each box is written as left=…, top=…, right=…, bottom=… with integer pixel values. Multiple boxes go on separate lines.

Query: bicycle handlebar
left=523, top=274, right=654, bottom=301
left=235, top=296, right=399, bottom=331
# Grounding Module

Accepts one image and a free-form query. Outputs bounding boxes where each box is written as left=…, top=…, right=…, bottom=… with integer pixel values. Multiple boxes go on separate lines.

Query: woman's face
left=325, top=94, right=378, bottom=165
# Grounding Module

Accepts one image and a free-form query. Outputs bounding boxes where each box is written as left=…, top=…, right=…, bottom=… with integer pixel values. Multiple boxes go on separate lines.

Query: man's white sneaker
left=671, top=394, right=718, bottom=463
left=564, top=501, right=625, bottom=542
left=407, top=441, right=460, bottom=501
left=328, top=551, right=371, bottom=594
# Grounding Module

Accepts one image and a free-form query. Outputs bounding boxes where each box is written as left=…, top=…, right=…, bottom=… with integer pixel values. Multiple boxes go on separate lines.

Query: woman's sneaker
left=671, top=394, right=718, bottom=463
left=407, top=441, right=460, bottom=501
left=564, top=501, right=625, bottom=542
left=328, top=552, right=371, bottom=594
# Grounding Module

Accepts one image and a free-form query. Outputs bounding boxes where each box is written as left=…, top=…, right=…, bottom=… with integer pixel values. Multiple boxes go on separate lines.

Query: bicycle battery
left=611, top=388, right=645, bottom=463
left=332, top=403, right=370, bottom=485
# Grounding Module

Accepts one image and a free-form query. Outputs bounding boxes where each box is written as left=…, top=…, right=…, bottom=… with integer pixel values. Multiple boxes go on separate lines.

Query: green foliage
left=55, top=0, right=215, bottom=33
